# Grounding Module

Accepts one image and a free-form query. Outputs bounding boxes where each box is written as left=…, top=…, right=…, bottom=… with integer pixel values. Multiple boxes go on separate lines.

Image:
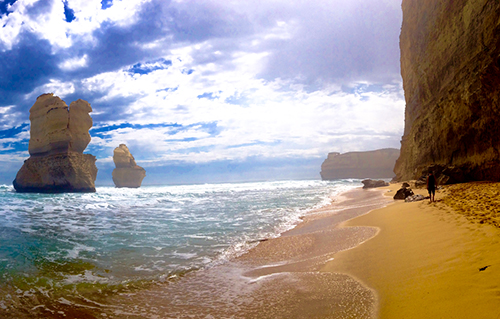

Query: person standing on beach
left=426, top=171, right=437, bottom=202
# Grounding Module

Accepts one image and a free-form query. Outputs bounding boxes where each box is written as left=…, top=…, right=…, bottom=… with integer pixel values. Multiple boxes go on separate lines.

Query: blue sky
left=0, top=0, right=404, bottom=185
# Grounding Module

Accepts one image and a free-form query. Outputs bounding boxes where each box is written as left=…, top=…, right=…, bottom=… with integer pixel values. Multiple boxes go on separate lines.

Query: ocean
left=0, top=179, right=364, bottom=318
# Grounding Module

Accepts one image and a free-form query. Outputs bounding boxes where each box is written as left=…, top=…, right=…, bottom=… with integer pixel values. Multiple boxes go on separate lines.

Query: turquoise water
left=0, top=179, right=361, bottom=317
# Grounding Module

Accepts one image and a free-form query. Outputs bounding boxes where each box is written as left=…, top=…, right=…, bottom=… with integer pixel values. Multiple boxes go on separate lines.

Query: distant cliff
left=320, top=148, right=399, bottom=180
left=395, top=0, right=500, bottom=182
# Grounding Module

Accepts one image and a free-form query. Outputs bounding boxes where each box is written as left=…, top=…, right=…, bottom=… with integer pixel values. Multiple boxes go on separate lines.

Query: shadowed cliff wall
left=395, top=0, right=500, bottom=182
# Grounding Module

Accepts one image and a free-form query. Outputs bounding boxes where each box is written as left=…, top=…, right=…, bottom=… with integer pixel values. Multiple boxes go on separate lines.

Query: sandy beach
left=60, top=182, right=500, bottom=318
left=102, top=187, right=391, bottom=318
left=323, top=182, right=500, bottom=318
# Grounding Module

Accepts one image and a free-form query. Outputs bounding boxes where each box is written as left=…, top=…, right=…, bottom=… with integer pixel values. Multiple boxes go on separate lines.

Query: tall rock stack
left=13, top=94, right=98, bottom=193
left=112, top=144, right=146, bottom=188
left=395, top=0, right=500, bottom=182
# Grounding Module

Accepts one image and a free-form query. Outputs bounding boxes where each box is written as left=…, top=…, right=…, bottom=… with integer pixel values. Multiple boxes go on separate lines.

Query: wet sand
left=323, top=182, right=500, bottom=318
left=103, top=187, right=391, bottom=318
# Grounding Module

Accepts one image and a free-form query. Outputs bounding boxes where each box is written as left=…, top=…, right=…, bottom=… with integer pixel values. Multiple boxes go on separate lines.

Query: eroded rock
left=14, top=94, right=97, bottom=193
left=362, top=179, right=389, bottom=189
left=13, top=153, right=97, bottom=193
left=112, top=144, right=146, bottom=188
left=394, top=0, right=500, bottom=182
left=393, top=187, right=414, bottom=200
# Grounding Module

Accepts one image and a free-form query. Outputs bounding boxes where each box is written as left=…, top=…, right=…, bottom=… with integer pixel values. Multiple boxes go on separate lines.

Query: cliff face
left=320, top=148, right=399, bottom=180
left=13, top=94, right=97, bottom=193
left=112, top=144, right=146, bottom=188
left=395, top=0, right=500, bottom=182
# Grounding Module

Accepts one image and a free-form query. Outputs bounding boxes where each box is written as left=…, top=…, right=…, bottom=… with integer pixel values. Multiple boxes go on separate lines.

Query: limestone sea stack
left=13, top=93, right=97, bottom=193
left=320, top=148, right=399, bottom=180
left=394, top=0, right=500, bottom=182
left=112, top=144, right=146, bottom=188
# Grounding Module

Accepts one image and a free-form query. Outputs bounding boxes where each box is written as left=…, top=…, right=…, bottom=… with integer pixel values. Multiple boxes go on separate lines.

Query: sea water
left=0, top=179, right=361, bottom=317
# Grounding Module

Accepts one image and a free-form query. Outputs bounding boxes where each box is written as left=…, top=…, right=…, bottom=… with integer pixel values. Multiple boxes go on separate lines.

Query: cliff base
left=13, top=153, right=98, bottom=193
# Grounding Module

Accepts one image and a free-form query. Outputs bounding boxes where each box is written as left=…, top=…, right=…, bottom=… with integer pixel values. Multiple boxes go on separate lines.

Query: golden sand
left=101, top=183, right=500, bottom=318
left=322, top=182, right=500, bottom=318
left=441, top=182, right=500, bottom=227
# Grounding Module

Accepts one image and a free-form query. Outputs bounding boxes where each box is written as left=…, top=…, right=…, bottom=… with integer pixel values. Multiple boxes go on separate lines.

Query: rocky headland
left=394, top=0, right=500, bottom=183
left=112, top=144, right=146, bottom=188
left=320, top=148, right=399, bottom=180
left=13, top=94, right=97, bottom=193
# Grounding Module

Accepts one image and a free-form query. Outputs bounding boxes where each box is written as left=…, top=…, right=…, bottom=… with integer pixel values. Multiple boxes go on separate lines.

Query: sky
left=0, top=0, right=404, bottom=185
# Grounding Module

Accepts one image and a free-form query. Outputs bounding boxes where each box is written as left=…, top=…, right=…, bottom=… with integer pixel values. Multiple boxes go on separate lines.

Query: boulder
left=13, top=94, right=97, bottom=193
left=362, top=179, right=389, bottom=189
left=393, top=187, right=414, bottom=200
left=112, top=144, right=146, bottom=188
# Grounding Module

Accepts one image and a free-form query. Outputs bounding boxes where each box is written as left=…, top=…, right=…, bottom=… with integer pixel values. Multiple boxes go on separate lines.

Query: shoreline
left=103, top=185, right=393, bottom=318
left=322, top=182, right=500, bottom=318
left=16, top=181, right=500, bottom=318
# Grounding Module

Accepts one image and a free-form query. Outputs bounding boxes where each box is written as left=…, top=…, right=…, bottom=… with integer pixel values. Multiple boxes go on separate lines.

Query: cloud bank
left=0, top=0, right=404, bottom=184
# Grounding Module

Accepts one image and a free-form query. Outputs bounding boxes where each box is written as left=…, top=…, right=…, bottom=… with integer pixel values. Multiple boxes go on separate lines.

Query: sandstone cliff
left=13, top=94, right=97, bottom=193
left=395, top=0, right=500, bottom=182
left=112, top=144, right=146, bottom=188
left=320, top=148, right=399, bottom=180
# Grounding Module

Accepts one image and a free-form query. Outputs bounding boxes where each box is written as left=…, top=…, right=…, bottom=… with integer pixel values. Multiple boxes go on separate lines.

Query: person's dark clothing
left=427, top=174, right=436, bottom=195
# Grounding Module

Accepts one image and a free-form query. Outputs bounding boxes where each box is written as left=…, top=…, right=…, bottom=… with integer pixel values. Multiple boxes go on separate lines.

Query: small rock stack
left=112, top=144, right=146, bottom=188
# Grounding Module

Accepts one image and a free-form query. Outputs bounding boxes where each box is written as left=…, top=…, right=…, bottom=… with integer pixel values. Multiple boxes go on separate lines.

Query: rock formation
left=112, top=144, right=146, bottom=188
left=393, top=186, right=414, bottom=200
left=362, top=179, right=389, bottom=189
left=13, top=94, right=97, bottom=193
left=394, top=0, right=500, bottom=183
left=320, top=148, right=399, bottom=180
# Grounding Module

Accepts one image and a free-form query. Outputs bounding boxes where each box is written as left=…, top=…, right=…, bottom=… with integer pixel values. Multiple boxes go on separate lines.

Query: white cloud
left=0, top=105, right=14, bottom=114
left=35, top=29, right=405, bottom=166
left=0, top=0, right=153, bottom=51
left=59, top=54, right=88, bottom=71
left=83, top=58, right=404, bottom=164
left=24, top=79, right=76, bottom=101
left=0, top=0, right=404, bottom=180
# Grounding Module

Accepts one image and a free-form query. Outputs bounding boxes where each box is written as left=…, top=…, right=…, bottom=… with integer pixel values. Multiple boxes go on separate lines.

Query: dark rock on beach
left=394, top=186, right=414, bottom=200
left=362, top=179, right=389, bottom=189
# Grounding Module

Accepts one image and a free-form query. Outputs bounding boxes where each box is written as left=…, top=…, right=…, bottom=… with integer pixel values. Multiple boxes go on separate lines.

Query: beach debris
left=394, top=186, right=414, bottom=200
left=362, top=179, right=389, bottom=188
left=112, top=144, right=146, bottom=188
left=13, top=93, right=97, bottom=193
left=479, top=265, right=491, bottom=271
left=405, top=194, right=425, bottom=202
